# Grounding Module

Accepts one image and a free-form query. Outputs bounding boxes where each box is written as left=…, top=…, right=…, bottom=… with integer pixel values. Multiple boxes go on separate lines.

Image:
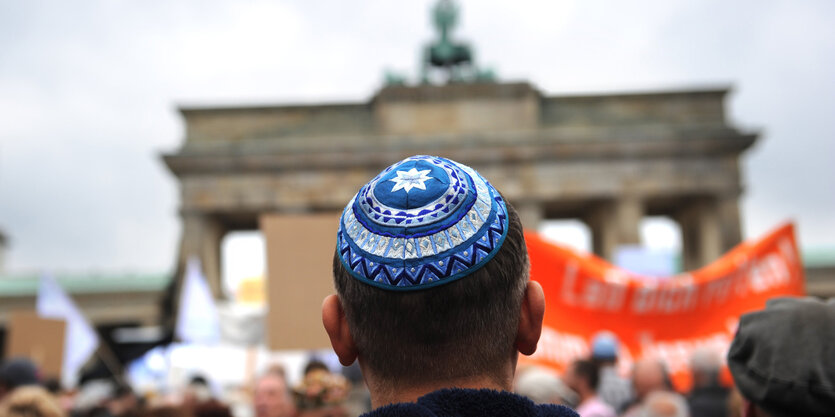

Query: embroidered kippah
left=336, top=155, right=509, bottom=291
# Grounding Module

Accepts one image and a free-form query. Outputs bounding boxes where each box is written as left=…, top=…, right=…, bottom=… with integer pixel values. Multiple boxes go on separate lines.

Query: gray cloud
left=1, top=0, right=833, bottom=272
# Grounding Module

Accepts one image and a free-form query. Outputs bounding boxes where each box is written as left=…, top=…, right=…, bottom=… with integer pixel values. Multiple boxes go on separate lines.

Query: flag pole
left=95, top=340, right=127, bottom=386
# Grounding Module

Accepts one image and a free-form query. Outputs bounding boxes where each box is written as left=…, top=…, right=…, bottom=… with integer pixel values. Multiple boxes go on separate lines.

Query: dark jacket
left=362, top=388, right=578, bottom=417
left=688, top=385, right=729, bottom=417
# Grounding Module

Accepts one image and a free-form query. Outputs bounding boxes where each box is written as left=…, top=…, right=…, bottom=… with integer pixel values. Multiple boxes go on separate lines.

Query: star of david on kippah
left=336, top=155, right=509, bottom=291
left=389, top=168, right=433, bottom=193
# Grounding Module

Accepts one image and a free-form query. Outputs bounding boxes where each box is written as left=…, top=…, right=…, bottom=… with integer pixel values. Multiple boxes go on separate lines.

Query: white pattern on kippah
left=340, top=169, right=494, bottom=260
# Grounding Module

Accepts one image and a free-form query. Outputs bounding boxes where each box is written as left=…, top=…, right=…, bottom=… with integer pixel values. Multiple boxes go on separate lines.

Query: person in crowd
left=105, top=385, right=141, bottom=417
left=0, top=385, right=64, bottom=417
left=42, top=379, right=62, bottom=396
left=622, top=359, right=674, bottom=417
left=0, top=358, right=40, bottom=401
left=192, top=400, right=232, bottom=417
left=139, top=405, right=188, bottom=417
left=515, top=366, right=578, bottom=408
left=302, top=361, right=330, bottom=378
left=638, top=391, right=689, bottom=417
left=563, top=360, right=615, bottom=417
left=321, top=155, right=576, bottom=416
left=589, top=332, right=632, bottom=413
left=253, top=369, right=296, bottom=417
left=686, top=348, right=728, bottom=417
left=293, top=364, right=350, bottom=417
left=182, top=375, right=213, bottom=411
left=726, top=389, right=744, bottom=417
left=727, top=297, right=835, bottom=417
left=71, top=379, right=121, bottom=417
left=263, top=365, right=287, bottom=380
left=40, top=379, right=75, bottom=416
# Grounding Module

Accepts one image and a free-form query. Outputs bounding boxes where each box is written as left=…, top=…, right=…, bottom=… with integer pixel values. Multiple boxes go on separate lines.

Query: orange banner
left=522, top=223, right=804, bottom=392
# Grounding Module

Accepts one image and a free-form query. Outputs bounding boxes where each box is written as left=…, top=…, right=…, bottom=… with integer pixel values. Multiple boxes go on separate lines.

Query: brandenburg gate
left=163, top=1, right=757, bottom=297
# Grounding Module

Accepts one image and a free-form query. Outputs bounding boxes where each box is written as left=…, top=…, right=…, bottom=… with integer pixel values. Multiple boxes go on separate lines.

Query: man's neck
left=367, top=374, right=512, bottom=409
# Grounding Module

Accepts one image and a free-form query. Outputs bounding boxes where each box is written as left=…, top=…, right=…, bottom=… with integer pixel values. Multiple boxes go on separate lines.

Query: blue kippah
left=336, top=155, right=509, bottom=291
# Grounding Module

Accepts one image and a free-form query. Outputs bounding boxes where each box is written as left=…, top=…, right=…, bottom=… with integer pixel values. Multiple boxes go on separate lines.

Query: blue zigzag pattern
left=339, top=196, right=507, bottom=289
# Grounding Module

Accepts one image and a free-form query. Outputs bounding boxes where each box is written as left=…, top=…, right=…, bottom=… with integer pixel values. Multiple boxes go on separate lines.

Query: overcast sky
left=1, top=0, right=833, bottom=275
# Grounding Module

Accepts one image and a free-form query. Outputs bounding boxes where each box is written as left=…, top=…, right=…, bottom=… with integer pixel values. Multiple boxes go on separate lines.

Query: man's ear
left=516, top=280, right=545, bottom=355
left=322, top=294, right=358, bottom=366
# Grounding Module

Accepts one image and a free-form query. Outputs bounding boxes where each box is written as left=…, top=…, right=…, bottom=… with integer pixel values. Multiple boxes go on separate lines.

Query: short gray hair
left=690, top=347, right=722, bottom=374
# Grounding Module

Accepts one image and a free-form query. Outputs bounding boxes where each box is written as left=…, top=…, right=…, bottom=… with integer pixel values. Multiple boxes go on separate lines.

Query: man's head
left=631, top=359, right=672, bottom=402
left=689, top=347, right=722, bottom=389
left=564, top=360, right=599, bottom=400
left=323, top=155, right=544, bottom=394
left=302, top=360, right=329, bottom=378
left=727, top=297, right=835, bottom=417
left=0, top=358, right=39, bottom=400
left=590, top=332, right=619, bottom=366
left=254, top=371, right=295, bottom=417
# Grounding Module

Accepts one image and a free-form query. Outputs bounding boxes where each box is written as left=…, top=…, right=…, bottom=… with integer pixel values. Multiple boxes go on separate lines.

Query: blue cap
left=336, top=155, right=509, bottom=291
left=0, top=357, right=39, bottom=389
left=591, top=332, right=619, bottom=360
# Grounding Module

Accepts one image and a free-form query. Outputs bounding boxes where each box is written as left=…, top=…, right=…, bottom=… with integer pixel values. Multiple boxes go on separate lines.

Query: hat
left=591, top=332, right=619, bottom=360
left=337, top=155, right=509, bottom=291
left=727, top=297, right=835, bottom=417
left=0, top=357, right=39, bottom=389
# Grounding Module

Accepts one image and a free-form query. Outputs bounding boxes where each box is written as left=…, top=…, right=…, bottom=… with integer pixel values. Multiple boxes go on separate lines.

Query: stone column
left=586, top=203, right=616, bottom=261
left=614, top=196, right=642, bottom=246
left=0, top=232, right=6, bottom=274
left=515, top=201, right=544, bottom=232
left=585, top=196, right=643, bottom=261
left=716, top=193, right=743, bottom=253
left=676, top=197, right=722, bottom=271
left=177, top=212, right=227, bottom=299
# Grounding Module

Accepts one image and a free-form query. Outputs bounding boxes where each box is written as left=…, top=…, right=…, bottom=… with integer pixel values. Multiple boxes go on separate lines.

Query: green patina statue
left=422, top=0, right=494, bottom=84
left=385, top=0, right=495, bottom=86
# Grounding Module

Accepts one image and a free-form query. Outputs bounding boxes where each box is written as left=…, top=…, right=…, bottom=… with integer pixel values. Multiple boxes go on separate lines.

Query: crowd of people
left=515, top=335, right=732, bottom=417
left=0, top=357, right=369, bottom=417
left=2, top=155, right=833, bottom=417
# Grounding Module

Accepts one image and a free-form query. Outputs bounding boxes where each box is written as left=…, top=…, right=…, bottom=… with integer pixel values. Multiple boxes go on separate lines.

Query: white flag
left=175, top=257, right=221, bottom=344
left=37, top=275, right=99, bottom=387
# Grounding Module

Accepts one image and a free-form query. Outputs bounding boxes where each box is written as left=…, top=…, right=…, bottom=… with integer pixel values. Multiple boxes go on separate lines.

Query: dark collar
left=363, top=388, right=578, bottom=417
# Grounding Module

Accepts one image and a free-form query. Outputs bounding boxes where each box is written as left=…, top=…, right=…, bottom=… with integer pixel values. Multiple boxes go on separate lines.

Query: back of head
left=727, top=297, right=835, bottom=417
left=632, top=359, right=672, bottom=400
left=569, top=360, right=600, bottom=394
left=591, top=332, right=619, bottom=364
left=689, top=347, right=722, bottom=387
left=302, top=360, right=329, bottom=377
left=0, top=358, right=39, bottom=394
left=254, top=371, right=295, bottom=417
left=639, top=391, right=689, bottom=417
left=332, top=155, right=529, bottom=387
left=0, top=386, right=64, bottom=417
